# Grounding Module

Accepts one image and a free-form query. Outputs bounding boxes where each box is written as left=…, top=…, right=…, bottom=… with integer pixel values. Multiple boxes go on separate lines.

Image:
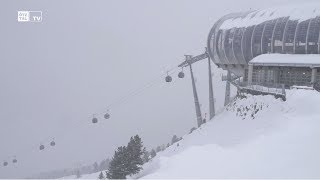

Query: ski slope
left=137, top=89, right=320, bottom=179
left=59, top=172, right=102, bottom=179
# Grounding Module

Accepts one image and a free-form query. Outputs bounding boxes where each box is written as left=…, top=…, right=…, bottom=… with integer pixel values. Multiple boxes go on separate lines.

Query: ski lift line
left=1, top=75, right=176, bottom=166
left=1, top=63, right=183, bottom=165
left=63, top=69, right=178, bottom=130
left=102, top=69, right=179, bottom=111
left=5, top=66, right=177, bottom=159
left=104, top=75, right=168, bottom=110
left=45, top=67, right=180, bottom=142
left=1, top=137, right=49, bottom=167
left=45, top=65, right=182, bottom=146
left=1, top=133, right=58, bottom=164
left=51, top=69, right=176, bottom=144
left=36, top=80, right=157, bottom=166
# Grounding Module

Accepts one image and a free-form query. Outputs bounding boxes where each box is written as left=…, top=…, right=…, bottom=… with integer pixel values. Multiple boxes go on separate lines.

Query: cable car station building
left=207, top=4, right=320, bottom=91
left=177, top=4, right=320, bottom=126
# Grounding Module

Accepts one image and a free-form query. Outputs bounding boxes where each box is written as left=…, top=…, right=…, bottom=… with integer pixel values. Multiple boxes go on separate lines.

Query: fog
left=0, top=0, right=314, bottom=178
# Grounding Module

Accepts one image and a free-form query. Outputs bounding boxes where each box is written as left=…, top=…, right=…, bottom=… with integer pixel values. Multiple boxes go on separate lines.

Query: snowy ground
left=59, top=172, right=102, bottom=179
left=135, top=89, right=320, bottom=179
left=60, top=89, right=320, bottom=179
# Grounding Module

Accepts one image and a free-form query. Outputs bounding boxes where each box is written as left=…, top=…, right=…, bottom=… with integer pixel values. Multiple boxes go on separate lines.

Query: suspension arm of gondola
left=178, top=51, right=208, bottom=68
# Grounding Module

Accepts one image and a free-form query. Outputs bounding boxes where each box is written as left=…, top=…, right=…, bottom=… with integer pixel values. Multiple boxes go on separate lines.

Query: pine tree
left=161, top=144, right=166, bottom=151
left=107, top=135, right=145, bottom=179
left=126, top=135, right=144, bottom=176
left=150, top=149, right=156, bottom=158
left=166, top=143, right=170, bottom=148
left=93, top=162, right=99, bottom=173
left=106, top=146, right=129, bottom=179
left=142, top=148, right=150, bottom=163
left=98, top=171, right=104, bottom=179
left=171, top=135, right=179, bottom=145
left=99, top=158, right=111, bottom=171
left=156, top=146, right=161, bottom=152
left=189, top=127, right=196, bottom=134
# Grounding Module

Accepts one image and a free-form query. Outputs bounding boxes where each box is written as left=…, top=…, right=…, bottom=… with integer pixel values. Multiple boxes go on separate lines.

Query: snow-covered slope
left=138, top=89, right=320, bottom=179
left=59, top=172, right=102, bottom=179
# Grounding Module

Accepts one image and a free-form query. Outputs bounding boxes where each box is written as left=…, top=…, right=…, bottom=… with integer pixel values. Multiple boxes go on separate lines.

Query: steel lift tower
left=178, top=48, right=215, bottom=127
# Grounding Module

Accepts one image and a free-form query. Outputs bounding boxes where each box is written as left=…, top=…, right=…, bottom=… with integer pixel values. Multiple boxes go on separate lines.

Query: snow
left=137, top=89, right=320, bottom=179
left=290, top=85, right=314, bottom=90
left=249, top=54, right=320, bottom=67
left=220, top=2, right=320, bottom=29
left=59, top=172, right=102, bottom=179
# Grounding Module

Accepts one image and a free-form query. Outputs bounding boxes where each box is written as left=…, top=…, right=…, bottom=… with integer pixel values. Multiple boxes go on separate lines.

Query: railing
left=233, top=80, right=286, bottom=96
left=244, top=83, right=285, bottom=96
left=221, top=72, right=288, bottom=96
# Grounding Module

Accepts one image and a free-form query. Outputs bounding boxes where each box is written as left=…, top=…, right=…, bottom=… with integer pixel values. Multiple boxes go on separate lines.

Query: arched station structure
left=207, top=4, right=320, bottom=89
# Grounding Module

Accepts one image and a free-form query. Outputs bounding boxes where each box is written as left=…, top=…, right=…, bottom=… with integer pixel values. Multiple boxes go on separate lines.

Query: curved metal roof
left=220, top=3, right=320, bottom=29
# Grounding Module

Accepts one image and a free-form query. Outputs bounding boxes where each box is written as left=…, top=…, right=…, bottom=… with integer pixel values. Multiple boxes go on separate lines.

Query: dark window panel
left=242, top=26, right=255, bottom=63
left=307, top=16, right=320, bottom=54
left=261, top=20, right=277, bottom=54
left=233, top=28, right=246, bottom=65
left=272, top=17, right=289, bottom=53
left=252, top=23, right=265, bottom=58
left=224, top=28, right=237, bottom=64
left=283, top=20, right=298, bottom=53
left=295, top=19, right=311, bottom=54
left=216, top=30, right=227, bottom=63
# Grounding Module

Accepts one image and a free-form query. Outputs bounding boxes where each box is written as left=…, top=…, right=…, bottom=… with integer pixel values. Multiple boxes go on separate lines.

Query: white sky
left=0, top=0, right=316, bottom=178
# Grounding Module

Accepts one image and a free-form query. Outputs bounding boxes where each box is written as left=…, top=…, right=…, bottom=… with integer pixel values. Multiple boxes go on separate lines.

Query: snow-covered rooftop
left=249, top=54, right=320, bottom=67
left=220, top=3, right=320, bottom=29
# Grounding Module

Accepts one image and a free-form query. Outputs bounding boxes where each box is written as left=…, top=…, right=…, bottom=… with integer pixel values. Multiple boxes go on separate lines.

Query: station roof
left=219, top=2, right=320, bottom=30
left=249, top=54, right=320, bottom=68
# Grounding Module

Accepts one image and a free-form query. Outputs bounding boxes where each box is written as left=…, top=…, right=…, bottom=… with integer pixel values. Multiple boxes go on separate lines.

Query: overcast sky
left=0, top=0, right=316, bottom=178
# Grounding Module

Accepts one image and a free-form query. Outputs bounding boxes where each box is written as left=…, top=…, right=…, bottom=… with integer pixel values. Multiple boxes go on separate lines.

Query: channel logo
left=17, top=11, right=42, bottom=22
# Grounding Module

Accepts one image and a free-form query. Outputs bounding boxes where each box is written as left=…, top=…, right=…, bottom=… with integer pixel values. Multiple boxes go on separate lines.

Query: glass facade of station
left=250, top=66, right=318, bottom=88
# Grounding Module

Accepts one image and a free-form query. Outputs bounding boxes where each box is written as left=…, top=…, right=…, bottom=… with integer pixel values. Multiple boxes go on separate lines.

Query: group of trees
left=104, top=135, right=147, bottom=179
left=30, top=158, right=111, bottom=179
left=74, top=158, right=111, bottom=178
left=99, top=134, right=183, bottom=179
left=149, top=135, right=183, bottom=159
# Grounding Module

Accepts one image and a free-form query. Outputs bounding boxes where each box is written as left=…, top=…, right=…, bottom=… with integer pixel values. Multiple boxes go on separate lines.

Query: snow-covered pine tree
left=126, top=135, right=144, bottom=176
left=161, top=144, right=166, bottom=151
left=106, top=146, right=129, bottom=179
left=93, top=162, right=99, bottom=173
left=171, top=135, right=179, bottom=145
left=98, top=171, right=104, bottom=179
left=99, top=158, right=110, bottom=171
left=150, top=149, right=156, bottom=158
left=156, top=146, right=161, bottom=152
left=189, top=127, right=196, bottom=134
left=142, top=147, right=150, bottom=163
